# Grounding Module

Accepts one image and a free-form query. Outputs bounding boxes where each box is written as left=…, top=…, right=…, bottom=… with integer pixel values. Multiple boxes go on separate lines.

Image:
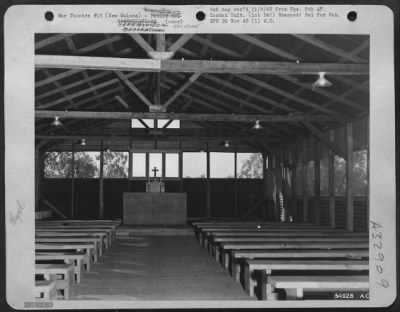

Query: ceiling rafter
left=203, top=74, right=294, bottom=113
left=36, top=110, right=334, bottom=123
left=192, top=35, right=243, bottom=58
left=115, top=95, right=130, bottom=110
left=35, top=34, right=72, bottom=50
left=168, top=34, right=194, bottom=52
left=292, top=34, right=367, bottom=63
left=238, top=75, right=346, bottom=119
left=233, top=34, right=299, bottom=61
left=115, top=71, right=153, bottom=108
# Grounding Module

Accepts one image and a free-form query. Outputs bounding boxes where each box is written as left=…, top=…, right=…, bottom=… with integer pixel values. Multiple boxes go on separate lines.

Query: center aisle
left=72, top=228, right=251, bottom=300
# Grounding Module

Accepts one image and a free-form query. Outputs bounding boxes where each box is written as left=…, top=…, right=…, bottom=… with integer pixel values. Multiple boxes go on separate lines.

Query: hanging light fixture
left=224, top=140, right=230, bottom=148
left=51, top=116, right=63, bottom=127
left=312, top=72, right=332, bottom=89
left=104, top=147, right=111, bottom=153
left=252, top=120, right=263, bottom=130
left=80, top=138, right=86, bottom=146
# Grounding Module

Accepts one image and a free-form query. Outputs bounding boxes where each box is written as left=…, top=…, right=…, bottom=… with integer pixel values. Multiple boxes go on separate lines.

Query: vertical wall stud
left=328, top=130, right=336, bottom=228
left=99, top=140, right=104, bottom=219
left=345, top=123, right=354, bottom=232
left=314, top=139, right=321, bottom=225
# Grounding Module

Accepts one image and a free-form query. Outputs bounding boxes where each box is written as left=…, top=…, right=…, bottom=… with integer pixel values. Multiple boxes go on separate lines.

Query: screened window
left=103, top=151, right=128, bottom=178
left=320, top=158, right=329, bottom=196
left=334, top=155, right=346, bottom=195
left=44, top=152, right=73, bottom=178
left=183, top=152, right=206, bottom=178
left=149, top=153, right=162, bottom=177
left=236, top=153, right=263, bottom=178
left=131, top=119, right=180, bottom=129
left=210, top=152, right=234, bottom=178
left=165, top=153, right=179, bottom=177
left=352, top=149, right=368, bottom=196
left=295, top=164, right=303, bottom=196
left=305, top=161, right=315, bottom=196
left=132, top=153, right=146, bottom=177
left=74, top=152, right=100, bottom=178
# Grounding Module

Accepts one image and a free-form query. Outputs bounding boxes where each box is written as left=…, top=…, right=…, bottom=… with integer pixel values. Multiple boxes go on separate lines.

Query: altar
left=123, top=166, right=187, bottom=225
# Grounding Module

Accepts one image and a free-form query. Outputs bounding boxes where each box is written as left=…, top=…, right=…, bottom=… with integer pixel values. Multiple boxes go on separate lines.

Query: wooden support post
left=262, top=152, right=268, bottom=220
left=291, top=145, right=298, bottom=220
left=71, top=141, right=75, bottom=218
left=206, top=147, right=211, bottom=219
left=162, top=152, right=166, bottom=178
left=128, top=137, right=132, bottom=191
left=179, top=141, right=183, bottom=192
left=99, top=140, right=104, bottom=219
left=328, top=130, right=336, bottom=228
left=234, top=149, right=239, bottom=218
left=366, top=118, right=369, bottom=231
left=35, top=147, right=40, bottom=211
left=274, top=154, right=280, bottom=221
left=145, top=152, right=150, bottom=179
left=345, top=123, right=354, bottom=232
left=314, top=139, right=321, bottom=225
left=302, top=140, right=308, bottom=222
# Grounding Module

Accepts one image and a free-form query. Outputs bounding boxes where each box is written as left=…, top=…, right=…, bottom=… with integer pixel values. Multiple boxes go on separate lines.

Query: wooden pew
left=35, top=231, right=109, bottom=249
left=198, top=227, right=343, bottom=246
left=229, top=249, right=369, bottom=282
left=35, top=264, right=75, bottom=299
left=243, top=259, right=368, bottom=299
left=211, top=236, right=368, bottom=258
left=218, top=241, right=369, bottom=265
left=206, top=231, right=367, bottom=250
left=267, top=275, right=369, bottom=300
left=35, top=229, right=112, bottom=247
left=36, top=252, right=85, bottom=283
left=36, top=225, right=115, bottom=241
left=34, top=280, right=57, bottom=300
left=35, top=236, right=104, bottom=256
left=35, top=242, right=96, bottom=271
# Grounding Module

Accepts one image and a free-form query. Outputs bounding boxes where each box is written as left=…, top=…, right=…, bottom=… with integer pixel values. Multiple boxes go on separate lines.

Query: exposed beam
left=203, top=74, right=293, bottom=113
left=35, top=134, right=280, bottom=143
left=35, top=34, right=72, bottom=50
left=239, top=75, right=345, bottom=119
left=115, top=95, right=130, bottom=110
left=35, top=55, right=369, bottom=75
left=36, top=69, right=81, bottom=88
left=168, top=34, right=194, bottom=52
left=233, top=34, right=299, bottom=61
left=293, top=34, right=367, bottom=63
left=36, top=110, right=333, bottom=123
left=170, top=72, right=272, bottom=114
left=114, top=71, right=153, bottom=108
left=129, top=34, right=155, bottom=53
left=192, top=35, right=243, bottom=58
left=163, top=73, right=201, bottom=109
left=302, top=121, right=345, bottom=159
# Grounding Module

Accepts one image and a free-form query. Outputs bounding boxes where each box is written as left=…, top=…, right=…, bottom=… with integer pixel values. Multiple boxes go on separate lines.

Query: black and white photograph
left=3, top=3, right=397, bottom=310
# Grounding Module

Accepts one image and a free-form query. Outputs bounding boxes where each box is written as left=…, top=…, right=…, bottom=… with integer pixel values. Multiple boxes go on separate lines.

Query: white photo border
left=4, top=4, right=397, bottom=309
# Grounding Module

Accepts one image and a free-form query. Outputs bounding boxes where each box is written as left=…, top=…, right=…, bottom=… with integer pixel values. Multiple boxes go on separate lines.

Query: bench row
left=194, top=221, right=369, bottom=301
left=35, top=219, right=119, bottom=300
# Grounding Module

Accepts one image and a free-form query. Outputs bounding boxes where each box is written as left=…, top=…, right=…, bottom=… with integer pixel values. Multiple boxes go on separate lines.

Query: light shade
left=252, top=120, right=263, bottom=130
left=51, top=116, right=63, bottom=127
left=224, top=140, right=230, bottom=148
left=80, top=138, right=86, bottom=146
left=312, top=72, right=332, bottom=88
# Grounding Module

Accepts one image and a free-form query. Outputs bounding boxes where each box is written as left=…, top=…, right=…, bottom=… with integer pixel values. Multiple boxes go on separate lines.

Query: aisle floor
left=72, top=232, right=251, bottom=300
